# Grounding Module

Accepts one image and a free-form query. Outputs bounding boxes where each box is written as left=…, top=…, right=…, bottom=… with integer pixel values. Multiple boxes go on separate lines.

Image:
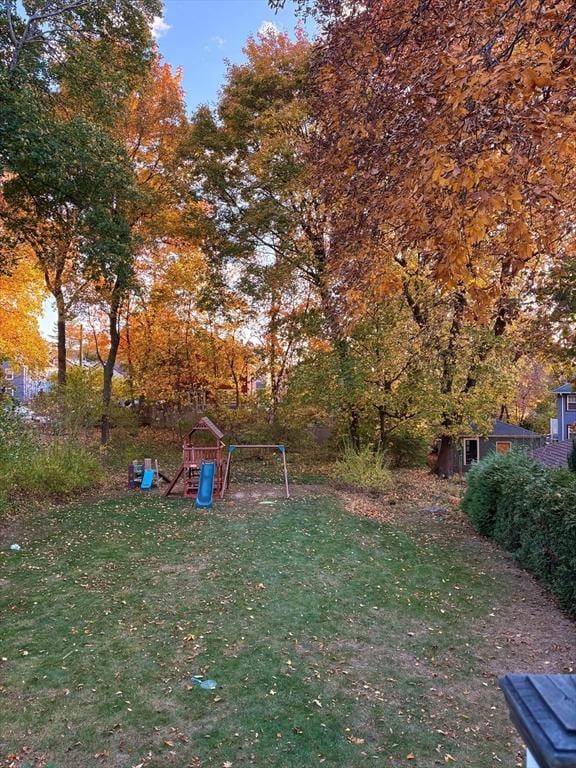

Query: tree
left=0, top=246, right=47, bottom=368
left=1, top=1, right=159, bottom=77
left=0, top=0, right=160, bottom=386
left=119, top=244, right=258, bottom=410
left=283, top=0, right=572, bottom=471
left=0, top=87, right=138, bottom=386
left=188, top=27, right=368, bottom=443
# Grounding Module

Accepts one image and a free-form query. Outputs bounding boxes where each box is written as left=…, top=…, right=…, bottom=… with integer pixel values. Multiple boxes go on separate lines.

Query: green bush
left=105, top=427, right=181, bottom=471
left=12, top=441, right=103, bottom=495
left=0, top=406, right=103, bottom=512
left=0, top=406, right=37, bottom=513
left=385, top=429, right=430, bottom=468
left=462, top=450, right=576, bottom=615
left=41, top=368, right=102, bottom=435
left=568, top=440, right=576, bottom=473
left=332, top=445, right=392, bottom=492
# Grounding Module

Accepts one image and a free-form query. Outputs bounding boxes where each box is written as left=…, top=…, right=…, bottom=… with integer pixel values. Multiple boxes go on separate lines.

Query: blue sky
left=154, top=0, right=310, bottom=112
left=40, top=0, right=310, bottom=337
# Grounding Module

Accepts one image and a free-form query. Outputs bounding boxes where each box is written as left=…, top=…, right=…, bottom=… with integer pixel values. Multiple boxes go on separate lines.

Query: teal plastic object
left=191, top=677, right=217, bottom=690
left=196, top=461, right=215, bottom=508
left=141, top=468, right=155, bottom=490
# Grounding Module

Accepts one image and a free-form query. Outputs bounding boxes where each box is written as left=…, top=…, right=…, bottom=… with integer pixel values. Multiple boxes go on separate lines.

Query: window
left=496, top=441, right=512, bottom=454
left=4, top=369, right=13, bottom=381
left=464, top=438, right=479, bottom=465
left=567, top=395, right=576, bottom=411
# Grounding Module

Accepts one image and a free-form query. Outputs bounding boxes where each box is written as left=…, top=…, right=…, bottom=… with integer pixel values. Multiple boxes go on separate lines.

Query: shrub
left=12, top=441, right=103, bottom=495
left=0, top=406, right=37, bottom=513
left=105, top=427, right=180, bottom=471
left=385, top=429, right=430, bottom=468
left=0, top=404, right=103, bottom=513
left=332, top=445, right=392, bottom=492
left=568, top=440, right=576, bottom=473
left=462, top=450, right=576, bottom=615
left=41, top=368, right=102, bottom=435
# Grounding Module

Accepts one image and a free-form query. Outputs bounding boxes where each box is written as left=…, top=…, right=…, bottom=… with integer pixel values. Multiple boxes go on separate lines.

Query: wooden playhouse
left=165, top=417, right=225, bottom=498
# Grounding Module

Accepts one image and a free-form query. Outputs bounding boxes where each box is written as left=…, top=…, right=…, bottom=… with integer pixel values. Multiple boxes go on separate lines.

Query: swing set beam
left=221, top=444, right=290, bottom=499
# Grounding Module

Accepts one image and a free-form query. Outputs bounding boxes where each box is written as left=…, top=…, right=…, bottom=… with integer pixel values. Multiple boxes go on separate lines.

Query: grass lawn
left=1, top=474, right=575, bottom=768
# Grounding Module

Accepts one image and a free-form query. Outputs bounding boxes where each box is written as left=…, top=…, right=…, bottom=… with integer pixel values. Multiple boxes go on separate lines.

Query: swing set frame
left=220, top=444, right=290, bottom=499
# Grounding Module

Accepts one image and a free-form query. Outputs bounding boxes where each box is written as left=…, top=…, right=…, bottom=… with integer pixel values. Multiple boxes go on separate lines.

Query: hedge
left=462, top=450, right=576, bottom=616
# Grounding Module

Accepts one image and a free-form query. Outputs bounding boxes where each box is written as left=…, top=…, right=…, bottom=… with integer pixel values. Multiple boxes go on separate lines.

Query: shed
left=457, top=420, right=545, bottom=472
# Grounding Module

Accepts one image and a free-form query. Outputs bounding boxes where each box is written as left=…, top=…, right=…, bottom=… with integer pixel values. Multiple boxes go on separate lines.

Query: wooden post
left=279, top=445, right=290, bottom=498
left=221, top=448, right=233, bottom=499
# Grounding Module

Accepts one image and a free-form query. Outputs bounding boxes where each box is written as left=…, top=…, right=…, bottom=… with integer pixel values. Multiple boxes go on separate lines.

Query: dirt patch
left=226, top=481, right=326, bottom=501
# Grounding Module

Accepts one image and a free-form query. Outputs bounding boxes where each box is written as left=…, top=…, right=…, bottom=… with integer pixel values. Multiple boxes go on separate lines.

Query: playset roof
left=186, top=416, right=225, bottom=442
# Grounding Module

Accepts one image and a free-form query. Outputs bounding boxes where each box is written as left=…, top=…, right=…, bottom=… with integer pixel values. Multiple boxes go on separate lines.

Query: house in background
left=1, top=361, right=31, bottom=402
left=456, top=420, right=545, bottom=472
left=553, top=383, right=576, bottom=442
left=529, top=382, right=576, bottom=469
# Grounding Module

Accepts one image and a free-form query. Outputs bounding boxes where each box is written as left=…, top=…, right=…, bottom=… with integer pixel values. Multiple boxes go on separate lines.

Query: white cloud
left=211, top=35, right=226, bottom=49
left=151, top=15, right=171, bottom=39
left=258, top=21, right=280, bottom=37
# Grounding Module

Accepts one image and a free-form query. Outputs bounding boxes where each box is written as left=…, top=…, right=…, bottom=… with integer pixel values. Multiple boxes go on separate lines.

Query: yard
left=1, top=472, right=575, bottom=768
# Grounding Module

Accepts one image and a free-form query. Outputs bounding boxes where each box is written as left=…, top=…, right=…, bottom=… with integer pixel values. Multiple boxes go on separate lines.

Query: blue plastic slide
left=196, top=461, right=216, bottom=508
left=141, top=468, right=155, bottom=490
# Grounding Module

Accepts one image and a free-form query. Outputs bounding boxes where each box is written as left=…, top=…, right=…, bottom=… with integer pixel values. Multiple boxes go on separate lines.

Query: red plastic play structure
left=164, top=417, right=225, bottom=498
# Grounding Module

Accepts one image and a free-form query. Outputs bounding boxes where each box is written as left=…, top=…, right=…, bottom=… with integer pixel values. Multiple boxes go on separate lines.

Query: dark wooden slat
left=531, top=677, right=576, bottom=732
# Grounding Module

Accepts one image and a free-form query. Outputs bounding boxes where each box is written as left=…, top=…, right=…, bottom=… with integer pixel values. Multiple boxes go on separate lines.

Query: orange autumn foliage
left=0, top=250, right=48, bottom=369
left=309, top=0, right=576, bottom=294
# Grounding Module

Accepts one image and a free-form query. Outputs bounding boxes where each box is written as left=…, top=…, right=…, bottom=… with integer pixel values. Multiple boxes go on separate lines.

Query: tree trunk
left=333, top=337, right=361, bottom=449
left=377, top=404, right=387, bottom=452
left=434, top=434, right=455, bottom=478
left=124, top=301, right=135, bottom=401
left=231, top=369, right=240, bottom=409
left=55, top=289, right=67, bottom=387
left=100, top=289, right=122, bottom=446
left=349, top=405, right=361, bottom=450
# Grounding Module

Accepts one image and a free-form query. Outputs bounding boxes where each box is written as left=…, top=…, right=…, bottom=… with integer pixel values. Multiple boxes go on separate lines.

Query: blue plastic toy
left=196, top=461, right=216, bottom=508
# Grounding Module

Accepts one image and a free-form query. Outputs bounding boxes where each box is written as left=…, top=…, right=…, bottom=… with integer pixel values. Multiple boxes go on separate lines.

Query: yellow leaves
left=0, top=252, right=48, bottom=369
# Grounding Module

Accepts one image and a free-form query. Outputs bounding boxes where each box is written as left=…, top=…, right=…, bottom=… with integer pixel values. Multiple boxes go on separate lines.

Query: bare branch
left=29, top=1, right=93, bottom=24
left=5, top=1, right=18, bottom=46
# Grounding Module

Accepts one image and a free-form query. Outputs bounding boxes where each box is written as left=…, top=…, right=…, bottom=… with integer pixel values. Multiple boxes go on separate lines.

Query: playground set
left=130, top=416, right=289, bottom=508
left=128, top=458, right=160, bottom=490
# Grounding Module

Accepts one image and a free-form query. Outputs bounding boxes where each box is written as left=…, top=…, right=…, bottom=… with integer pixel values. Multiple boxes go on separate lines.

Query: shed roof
left=490, top=420, right=542, bottom=438
left=463, top=420, right=542, bottom=439
left=553, top=383, right=574, bottom=394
